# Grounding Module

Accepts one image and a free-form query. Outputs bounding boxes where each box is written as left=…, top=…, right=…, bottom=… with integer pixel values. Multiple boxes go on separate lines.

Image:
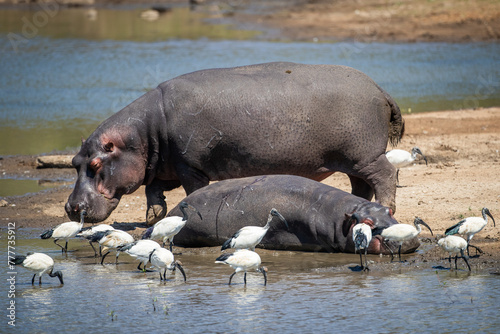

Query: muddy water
left=2, top=230, right=499, bottom=332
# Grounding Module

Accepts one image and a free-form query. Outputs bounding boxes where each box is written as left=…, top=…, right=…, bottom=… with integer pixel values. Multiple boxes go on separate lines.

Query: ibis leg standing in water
left=40, top=210, right=87, bottom=253
left=142, top=201, right=202, bottom=252
left=149, top=248, right=186, bottom=281
left=352, top=219, right=372, bottom=271
left=385, top=147, right=427, bottom=187
left=215, top=249, right=267, bottom=286
left=221, top=208, right=288, bottom=251
left=13, top=252, right=64, bottom=285
left=445, top=207, right=495, bottom=256
left=438, top=235, right=471, bottom=271
left=77, top=224, right=115, bottom=257
left=381, top=217, right=433, bottom=262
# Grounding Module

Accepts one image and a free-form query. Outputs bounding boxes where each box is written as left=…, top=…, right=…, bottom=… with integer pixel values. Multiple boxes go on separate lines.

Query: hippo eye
left=388, top=208, right=394, bottom=217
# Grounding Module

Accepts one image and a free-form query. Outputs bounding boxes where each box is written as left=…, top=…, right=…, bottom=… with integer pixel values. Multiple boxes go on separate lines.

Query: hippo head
left=342, top=202, right=420, bottom=255
left=65, top=124, right=147, bottom=223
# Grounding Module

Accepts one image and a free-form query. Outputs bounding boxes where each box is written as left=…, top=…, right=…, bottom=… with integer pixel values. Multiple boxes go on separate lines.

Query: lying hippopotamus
left=168, top=175, right=419, bottom=254
left=65, top=62, right=404, bottom=224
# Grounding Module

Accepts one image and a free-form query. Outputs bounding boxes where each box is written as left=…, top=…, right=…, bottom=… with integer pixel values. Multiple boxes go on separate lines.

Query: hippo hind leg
left=146, top=179, right=182, bottom=226
left=352, top=154, right=397, bottom=213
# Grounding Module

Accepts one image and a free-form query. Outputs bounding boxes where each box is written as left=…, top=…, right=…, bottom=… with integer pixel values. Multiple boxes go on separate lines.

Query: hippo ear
left=81, top=137, right=86, bottom=145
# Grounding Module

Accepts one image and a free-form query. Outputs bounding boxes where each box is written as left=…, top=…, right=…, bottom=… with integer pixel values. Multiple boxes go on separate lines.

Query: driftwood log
left=36, top=155, right=73, bottom=169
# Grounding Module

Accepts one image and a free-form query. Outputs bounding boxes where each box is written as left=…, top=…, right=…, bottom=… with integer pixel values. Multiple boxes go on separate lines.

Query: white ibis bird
left=353, top=222, right=372, bottom=271
left=118, top=239, right=161, bottom=272
left=142, top=201, right=202, bottom=252
left=77, top=224, right=115, bottom=257
left=385, top=147, right=428, bottom=186
left=13, top=252, right=64, bottom=285
left=149, top=248, right=186, bottom=282
left=215, top=249, right=267, bottom=285
left=445, top=208, right=495, bottom=256
left=96, top=229, right=135, bottom=265
left=437, top=235, right=471, bottom=271
left=381, top=217, right=433, bottom=262
left=221, top=208, right=288, bottom=251
left=40, top=210, right=87, bottom=253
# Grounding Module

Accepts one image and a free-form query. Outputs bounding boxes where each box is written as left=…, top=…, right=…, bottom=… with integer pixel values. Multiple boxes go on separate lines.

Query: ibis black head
left=174, top=260, right=187, bottom=282
left=482, top=208, right=495, bottom=227
left=412, top=147, right=428, bottom=165
left=258, top=266, right=268, bottom=286
left=270, top=208, right=288, bottom=229
left=414, top=216, right=433, bottom=235
left=49, top=270, right=64, bottom=285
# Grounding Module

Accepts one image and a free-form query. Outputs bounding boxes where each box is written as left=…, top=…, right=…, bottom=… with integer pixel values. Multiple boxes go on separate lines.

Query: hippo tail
left=381, top=87, right=405, bottom=147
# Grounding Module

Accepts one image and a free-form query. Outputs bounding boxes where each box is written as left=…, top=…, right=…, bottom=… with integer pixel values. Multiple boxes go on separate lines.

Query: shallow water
left=2, top=230, right=499, bottom=332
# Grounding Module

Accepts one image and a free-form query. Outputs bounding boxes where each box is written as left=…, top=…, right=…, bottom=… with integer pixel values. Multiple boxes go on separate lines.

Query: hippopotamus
left=65, top=62, right=404, bottom=224
left=167, top=175, right=419, bottom=254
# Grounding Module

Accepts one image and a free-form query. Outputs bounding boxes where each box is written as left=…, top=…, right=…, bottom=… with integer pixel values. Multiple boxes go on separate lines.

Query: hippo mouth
left=369, top=235, right=420, bottom=256
left=66, top=193, right=121, bottom=224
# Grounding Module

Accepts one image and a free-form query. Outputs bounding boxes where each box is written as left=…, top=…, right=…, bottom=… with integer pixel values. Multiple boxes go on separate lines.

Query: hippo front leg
left=356, top=154, right=397, bottom=213
left=146, top=179, right=182, bottom=226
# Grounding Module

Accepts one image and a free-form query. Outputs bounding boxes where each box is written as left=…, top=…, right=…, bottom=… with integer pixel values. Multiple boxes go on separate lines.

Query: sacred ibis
left=381, top=216, right=433, bottom=262
left=445, top=208, right=495, bottom=256
left=149, top=248, right=186, bottom=282
left=221, top=208, right=288, bottom=251
left=40, top=210, right=87, bottom=253
left=353, top=221, right=372, bottom=271
left=215, top=249, right=267, bottom=285
left=118, top=239, right=161, bottom=272
left=77, top=224, right=115, bottom=257
left=13, top=252, right=64, bottom=285
left=385, top=147, right=428, bottom=186
left=143, top=201, right=202, bottom=252
left=437, top=235, right=471, bottom=271
left=96, top=229, right=135, bottom=265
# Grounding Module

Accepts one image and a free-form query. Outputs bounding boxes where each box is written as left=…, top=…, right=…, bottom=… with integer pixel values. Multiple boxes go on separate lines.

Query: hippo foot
left=146, top=204, right=167, bottom=226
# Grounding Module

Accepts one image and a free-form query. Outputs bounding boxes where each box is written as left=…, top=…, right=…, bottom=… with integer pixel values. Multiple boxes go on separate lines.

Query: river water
left=2, top=230, right=500, bottom=333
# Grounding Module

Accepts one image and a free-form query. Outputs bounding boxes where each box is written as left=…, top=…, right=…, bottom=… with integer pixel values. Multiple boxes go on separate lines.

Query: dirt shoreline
left=1, top=107, right=499, bottom=272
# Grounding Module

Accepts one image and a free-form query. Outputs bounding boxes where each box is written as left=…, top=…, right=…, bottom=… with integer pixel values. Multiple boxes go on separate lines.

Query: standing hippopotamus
left=66, top=62, right=404, bottom=224
left=167, top=175, right=419, bottom=254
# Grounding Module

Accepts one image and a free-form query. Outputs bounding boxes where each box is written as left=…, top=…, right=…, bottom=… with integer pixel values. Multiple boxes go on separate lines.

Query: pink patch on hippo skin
left=361, top=218, right=375, bottom=228
left=97, top=182, right=114, bottom=199
left=90, top=157, right=102, bottom=173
